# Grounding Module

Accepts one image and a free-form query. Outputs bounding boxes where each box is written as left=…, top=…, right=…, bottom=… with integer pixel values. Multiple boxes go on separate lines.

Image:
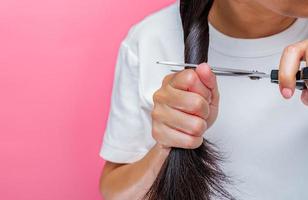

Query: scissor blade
left=171, top=69, right=269, bottom=78
left=157, top=61, right=198, bottom=68
left=158, top=61, right=270, bottom=79
left=157, top=61, right=264, bottom=75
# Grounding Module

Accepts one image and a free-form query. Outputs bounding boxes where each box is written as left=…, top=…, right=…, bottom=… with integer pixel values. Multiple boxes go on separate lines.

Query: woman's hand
left=151, top=63, right=220, bottom=150
left=279, top=39, right=308, bottom=106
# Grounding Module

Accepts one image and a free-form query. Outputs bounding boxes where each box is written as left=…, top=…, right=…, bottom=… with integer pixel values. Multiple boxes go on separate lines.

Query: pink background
left=0, top=0, right=174, bottom=199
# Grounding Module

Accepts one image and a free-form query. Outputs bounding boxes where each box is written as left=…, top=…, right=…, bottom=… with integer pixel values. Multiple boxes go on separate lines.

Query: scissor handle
left=303, top=67, right=308, bottom=80
left=270, top=67, right=308, bottom=90
left=271, top=80, right=307, bottom=90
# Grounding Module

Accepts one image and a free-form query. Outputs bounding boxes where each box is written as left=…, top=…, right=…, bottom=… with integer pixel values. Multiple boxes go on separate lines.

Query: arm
left=100, top=143, right=169, bottom=200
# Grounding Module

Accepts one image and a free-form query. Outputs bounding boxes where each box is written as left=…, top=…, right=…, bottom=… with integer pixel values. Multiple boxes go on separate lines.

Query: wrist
left=153, top=143, right=171, bottom=163
left=149, top=143, right=171, bottom=176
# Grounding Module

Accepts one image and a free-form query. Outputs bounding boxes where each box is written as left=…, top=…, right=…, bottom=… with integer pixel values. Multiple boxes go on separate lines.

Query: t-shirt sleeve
left=100, top=39, right=149, bottom=164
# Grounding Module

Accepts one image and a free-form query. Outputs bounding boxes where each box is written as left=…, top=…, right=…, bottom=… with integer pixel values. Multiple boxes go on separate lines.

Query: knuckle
left=151, top=106, right=161, bottom=120
left=284, top=44, right=299, bottom=55
left=190, top=96, right=206, bottom=113
left=184, top=137, right=197, bottom=149
left=152, top=91, right=159, bottom=103
left=191, top=119, right=207, bottom=136
left=165, top=83, right=175, bottom=93
left=153, top=90, right=164, bottom=104
left=183, top=137, right=203, bottom=149
left=162, top=74, right=173, bottom=85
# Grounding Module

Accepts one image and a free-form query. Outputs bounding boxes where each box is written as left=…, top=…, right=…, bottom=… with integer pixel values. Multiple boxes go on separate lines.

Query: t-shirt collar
left=209, top=18, right=308, bottom=58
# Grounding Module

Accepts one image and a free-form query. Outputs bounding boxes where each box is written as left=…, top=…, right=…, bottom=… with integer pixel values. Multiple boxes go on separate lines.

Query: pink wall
left=0, top=0, right=174, bottom=199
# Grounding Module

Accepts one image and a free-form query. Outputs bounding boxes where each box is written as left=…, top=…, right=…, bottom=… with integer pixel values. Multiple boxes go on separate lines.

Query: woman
left=100, top=0, right=308, bottom=199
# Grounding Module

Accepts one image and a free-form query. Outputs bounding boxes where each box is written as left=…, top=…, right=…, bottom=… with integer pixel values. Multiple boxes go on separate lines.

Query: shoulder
left=122, top=2, right=182, bottom=55
left=117, top=3, right=184, bottom=107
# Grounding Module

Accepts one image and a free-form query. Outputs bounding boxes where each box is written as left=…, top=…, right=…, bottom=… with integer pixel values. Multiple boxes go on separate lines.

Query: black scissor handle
left=270, top=67, right=308, bottom=90
left=303, top=67, right=308, bottom=80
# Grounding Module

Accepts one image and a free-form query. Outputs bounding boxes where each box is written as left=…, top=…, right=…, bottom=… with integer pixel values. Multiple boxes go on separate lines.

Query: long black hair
left=144, top=0, right=233, bottom=199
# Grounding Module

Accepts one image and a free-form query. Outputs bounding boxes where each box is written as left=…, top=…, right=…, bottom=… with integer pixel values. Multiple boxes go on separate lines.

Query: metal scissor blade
left=170, top=69, right=250, bottom=76
left=157, top=61, right=198, bottom=68
left=157, top=61, right=256, bottom=74
left=171, top=69, right=269, bottom=79
left=158, top=61, right=270, bottom=80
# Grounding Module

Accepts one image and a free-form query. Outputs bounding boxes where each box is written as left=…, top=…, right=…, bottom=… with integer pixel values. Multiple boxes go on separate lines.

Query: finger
left=195, top=63, right=220, bottom=107
left=152, top=121, right=204, bottom=149
left=162, top=73, right=176, bottom=86
left=153, top=104, right=208, bottom=137
left=301, top=89, right=308, bottom=106
left=163, top=85, right=210, bottom=120
left=170, top=69, right=212, bottom=102
left=279, top=40, right=308, bottom=99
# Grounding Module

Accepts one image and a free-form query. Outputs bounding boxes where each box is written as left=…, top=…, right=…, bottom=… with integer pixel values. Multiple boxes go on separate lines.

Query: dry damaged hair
left=144, top=0, right=234, bottom=200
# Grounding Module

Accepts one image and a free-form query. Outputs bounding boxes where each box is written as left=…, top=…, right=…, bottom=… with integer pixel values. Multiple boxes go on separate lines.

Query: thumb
left=195, top=63, right=220, bottom=106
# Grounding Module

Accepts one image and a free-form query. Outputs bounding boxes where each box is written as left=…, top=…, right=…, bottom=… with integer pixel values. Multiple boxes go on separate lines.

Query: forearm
left=100, top=143, right=170, bottom=200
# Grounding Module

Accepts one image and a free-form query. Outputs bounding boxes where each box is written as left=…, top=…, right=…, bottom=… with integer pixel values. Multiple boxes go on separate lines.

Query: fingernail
left=282, top=88, right=293, bottom=99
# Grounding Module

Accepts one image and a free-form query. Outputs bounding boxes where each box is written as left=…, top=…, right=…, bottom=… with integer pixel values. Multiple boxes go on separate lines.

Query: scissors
left=156, top=61, right=308, bottom=90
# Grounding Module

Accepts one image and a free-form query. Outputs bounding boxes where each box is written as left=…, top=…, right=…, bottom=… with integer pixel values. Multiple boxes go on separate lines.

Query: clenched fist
left=151, top=63, right=219, bottom=150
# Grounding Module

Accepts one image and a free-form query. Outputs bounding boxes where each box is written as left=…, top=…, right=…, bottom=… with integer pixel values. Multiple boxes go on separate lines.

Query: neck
left=208, top=0, right=297, bottom=39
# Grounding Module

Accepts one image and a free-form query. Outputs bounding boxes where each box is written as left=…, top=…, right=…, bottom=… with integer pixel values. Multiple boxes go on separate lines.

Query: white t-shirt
left=100, top=2, right=308, bottom=199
